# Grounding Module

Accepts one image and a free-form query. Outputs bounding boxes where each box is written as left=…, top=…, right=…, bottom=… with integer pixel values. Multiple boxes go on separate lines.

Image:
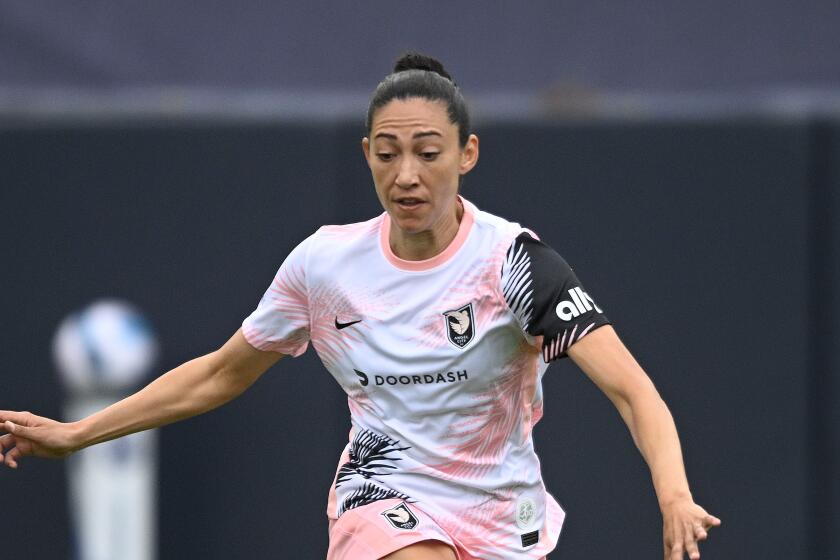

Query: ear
left=362, top=137, right=372, bottom=167
left=459, top=134, right=480, bottom=175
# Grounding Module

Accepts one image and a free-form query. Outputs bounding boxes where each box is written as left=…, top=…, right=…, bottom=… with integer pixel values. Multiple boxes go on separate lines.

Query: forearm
left=617, top=391, right=692, bottom=507
left=73, top=351, right=245, bottom=450
left=1, top=330, right=280, bottom=467
left=619, top=387, right=722, bottom=557
left=568, top=327, right=692, bottom=507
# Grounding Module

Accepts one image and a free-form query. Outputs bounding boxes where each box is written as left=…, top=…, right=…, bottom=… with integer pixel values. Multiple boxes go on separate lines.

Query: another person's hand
left=0, top=410, right=80, bottom=468
left=661, top=497, right=721, bottom=559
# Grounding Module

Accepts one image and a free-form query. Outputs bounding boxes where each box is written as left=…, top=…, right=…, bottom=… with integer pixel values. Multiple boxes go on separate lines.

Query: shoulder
left=502, top=232, right=582, bottom=311
left=300, top=214, right=384, bottom=255
left=501, top=230, right=611, bottom=361
left=460, top=198, right=533, bottom=261
left=269, top=215, right=384, bottom=277
left=315, top=214, right=383, bottom=240
left=505, top=231, right=568, bottom=266
left=466, top=198, right=525, bottom=236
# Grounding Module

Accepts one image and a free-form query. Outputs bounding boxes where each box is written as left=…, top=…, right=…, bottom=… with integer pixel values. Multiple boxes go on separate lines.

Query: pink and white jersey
left=243, top=197, right=609, bottom=559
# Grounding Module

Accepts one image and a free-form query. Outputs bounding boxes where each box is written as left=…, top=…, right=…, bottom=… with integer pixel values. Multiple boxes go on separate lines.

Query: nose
left=395, top=157, right=420, bottom=189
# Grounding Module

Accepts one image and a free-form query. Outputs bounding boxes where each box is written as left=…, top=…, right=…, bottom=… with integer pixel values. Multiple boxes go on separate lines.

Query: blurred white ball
left=53, top=300, right=159, bottom=394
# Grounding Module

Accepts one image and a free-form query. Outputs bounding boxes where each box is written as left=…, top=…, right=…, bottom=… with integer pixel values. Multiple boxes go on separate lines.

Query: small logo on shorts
left=381, top=502, right=419, bottom=530
left=443, top=303, right=475, bottom=349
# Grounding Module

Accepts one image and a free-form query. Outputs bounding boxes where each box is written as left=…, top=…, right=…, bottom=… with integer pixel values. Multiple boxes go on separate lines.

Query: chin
left=394, top=220, right=426, bottom=235
left=391, top=214, right=429, bottom=234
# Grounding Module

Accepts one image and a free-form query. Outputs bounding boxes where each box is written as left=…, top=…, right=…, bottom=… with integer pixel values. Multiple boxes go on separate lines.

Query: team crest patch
left=443, top=303, right=475, bottom=349
left=381, top=502, right=419, bottom=530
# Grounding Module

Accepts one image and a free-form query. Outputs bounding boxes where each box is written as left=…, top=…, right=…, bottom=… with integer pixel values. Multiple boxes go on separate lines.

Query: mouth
left=394, top=197, right=426, bottom=211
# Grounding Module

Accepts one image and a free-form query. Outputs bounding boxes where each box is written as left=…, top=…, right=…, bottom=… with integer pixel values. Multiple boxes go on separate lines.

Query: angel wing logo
left=443, top=302, right=475, bottom=349
left=447, top=309, right=471, bottom=335
left=387, top=509, right=411, bottom=524
left=381, top=502, right=419, bottom=530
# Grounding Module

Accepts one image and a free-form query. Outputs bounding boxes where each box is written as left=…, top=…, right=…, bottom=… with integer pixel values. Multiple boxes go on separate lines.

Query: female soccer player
left=1, top=53, right=719, bottom=559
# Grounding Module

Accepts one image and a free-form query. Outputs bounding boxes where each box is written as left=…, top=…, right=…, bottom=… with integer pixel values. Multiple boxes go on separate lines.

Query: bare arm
left=1, top=329, right=282, bottom=466
left=567, top=325, right=720, bottom=560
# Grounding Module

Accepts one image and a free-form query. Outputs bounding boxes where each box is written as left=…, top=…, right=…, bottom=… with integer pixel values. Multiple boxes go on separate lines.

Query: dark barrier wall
left=0, top=118, right=836, bottom=558
left=809, top=123, right=840, bottom=559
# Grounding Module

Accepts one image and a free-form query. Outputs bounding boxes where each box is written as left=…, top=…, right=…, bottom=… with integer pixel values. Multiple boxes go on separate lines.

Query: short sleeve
left=241, top=236, right=312, bottom=357
left=501, top=232, right=610, bottom=362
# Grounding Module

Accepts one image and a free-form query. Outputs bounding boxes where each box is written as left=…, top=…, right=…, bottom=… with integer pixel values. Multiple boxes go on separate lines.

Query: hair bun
left=393, top=52, right=453, bottom=82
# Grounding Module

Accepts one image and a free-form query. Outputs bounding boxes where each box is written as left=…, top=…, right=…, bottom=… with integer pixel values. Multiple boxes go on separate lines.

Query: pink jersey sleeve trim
left=379, top=196, right=476, bottom=272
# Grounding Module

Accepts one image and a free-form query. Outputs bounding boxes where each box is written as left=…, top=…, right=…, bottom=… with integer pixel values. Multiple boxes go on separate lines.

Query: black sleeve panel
left=501, top=232, right=611, bottom=362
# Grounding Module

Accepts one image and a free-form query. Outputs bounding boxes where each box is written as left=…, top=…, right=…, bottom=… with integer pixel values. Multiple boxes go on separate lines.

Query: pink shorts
left=327, top=499, right=459, bottom=560
left=326, top=499, right=547, bottom=560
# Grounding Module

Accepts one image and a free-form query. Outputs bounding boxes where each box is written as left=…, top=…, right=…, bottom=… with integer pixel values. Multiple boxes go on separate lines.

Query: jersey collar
left=380, top=195, right=476, bottom=272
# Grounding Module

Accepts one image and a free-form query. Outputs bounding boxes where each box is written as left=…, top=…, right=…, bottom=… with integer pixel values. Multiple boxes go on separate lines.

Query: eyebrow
left=374, top=130, right=443, bottom=140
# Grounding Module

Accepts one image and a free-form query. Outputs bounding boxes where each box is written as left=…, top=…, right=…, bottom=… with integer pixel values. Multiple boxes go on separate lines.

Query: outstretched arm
left=0, top=329, right=282, bottom=468
left=567, top=325, right=720, bottom=560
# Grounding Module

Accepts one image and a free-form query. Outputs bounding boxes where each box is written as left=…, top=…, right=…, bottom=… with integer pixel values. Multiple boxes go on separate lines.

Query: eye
left=377, top=153, right=396, bottom=162
left=419, top=151, right=439, bottom=161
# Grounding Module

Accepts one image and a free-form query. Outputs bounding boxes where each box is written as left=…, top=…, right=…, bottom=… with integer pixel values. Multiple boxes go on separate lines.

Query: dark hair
left=366, top=52, right=471, bottom=147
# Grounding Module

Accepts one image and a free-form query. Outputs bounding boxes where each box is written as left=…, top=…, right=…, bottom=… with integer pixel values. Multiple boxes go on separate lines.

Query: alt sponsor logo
left=443, top=302, right=475, bottom=349
left=555, top=287, right=602, bottom=321
left=381, top=502, right=419, bottom=530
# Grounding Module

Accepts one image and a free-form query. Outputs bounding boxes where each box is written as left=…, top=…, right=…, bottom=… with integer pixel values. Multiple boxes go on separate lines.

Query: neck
left=390, top=198, right=464, bottom=261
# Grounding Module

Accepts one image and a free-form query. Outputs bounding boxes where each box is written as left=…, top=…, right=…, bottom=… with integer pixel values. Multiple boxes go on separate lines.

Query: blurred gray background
left=1, top=2, right=838, bottom=559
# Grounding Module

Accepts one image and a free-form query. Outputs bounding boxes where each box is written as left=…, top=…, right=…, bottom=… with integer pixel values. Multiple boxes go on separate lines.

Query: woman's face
left=363, top=97, right=478, bottom=236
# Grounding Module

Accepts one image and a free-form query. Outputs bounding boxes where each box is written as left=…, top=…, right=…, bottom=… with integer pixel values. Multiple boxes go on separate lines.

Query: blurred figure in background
left=54, top=300, right=159, bottom=560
